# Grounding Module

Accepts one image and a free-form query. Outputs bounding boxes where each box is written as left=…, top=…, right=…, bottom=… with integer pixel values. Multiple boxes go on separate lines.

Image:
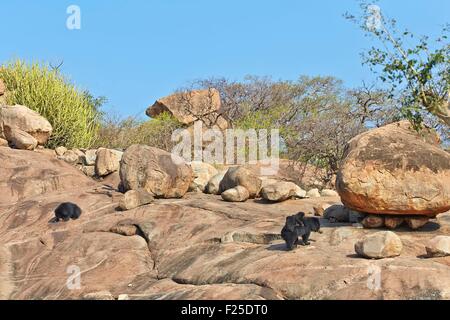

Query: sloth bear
left=49, top=202, right=82, bottom=223
left=281, top=212, right=321, bottom=251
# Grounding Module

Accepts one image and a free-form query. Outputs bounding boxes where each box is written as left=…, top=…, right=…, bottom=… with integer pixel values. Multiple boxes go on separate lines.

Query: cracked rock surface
left=0, top=147, right=449, bottom=300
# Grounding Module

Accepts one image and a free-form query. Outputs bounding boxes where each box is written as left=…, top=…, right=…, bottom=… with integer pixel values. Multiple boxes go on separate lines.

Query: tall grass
left=0, top=60, right=101, bottom=148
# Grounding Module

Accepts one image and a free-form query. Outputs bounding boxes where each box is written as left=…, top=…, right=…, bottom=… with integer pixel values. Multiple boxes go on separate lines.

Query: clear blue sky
left=1, top=0, right=448, bottom=118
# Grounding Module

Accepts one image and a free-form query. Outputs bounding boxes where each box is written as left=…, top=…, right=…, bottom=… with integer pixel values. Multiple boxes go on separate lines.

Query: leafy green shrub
left=95, top=112, right=184, bottom=151
left=0, top=60, right=102, bottom=148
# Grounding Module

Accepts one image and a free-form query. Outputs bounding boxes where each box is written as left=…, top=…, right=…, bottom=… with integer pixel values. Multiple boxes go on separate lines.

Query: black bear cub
left=281, top=212, right=321, bottom=251
left=50, top=202, right=82, bottom=223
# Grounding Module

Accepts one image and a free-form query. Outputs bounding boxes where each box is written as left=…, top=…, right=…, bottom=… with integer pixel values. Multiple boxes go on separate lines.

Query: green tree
left=345, top=1, right=450, bottom=129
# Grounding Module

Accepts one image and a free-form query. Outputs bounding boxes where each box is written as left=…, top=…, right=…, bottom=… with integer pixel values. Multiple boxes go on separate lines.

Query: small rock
left=405, top=216, right=430, bottom=230
left=425, top=236, right=450, bottom=257
left=306, top=188, right=321, bottom=198
left=55, top=146, right=67, bottom=156
left=81, top=165, right=96, bottom=177
left=221, top=186, right=250, bottom=202
left=361, top=215, right=385, bottom=229
left=0, top=137, right=9, bottom=147
left=320, top=189, right=339, bottom=197
left=119, top=189, right=154, bottom=211
left=110, top=224, right=139, bottom=236
left=355, top=231, right=403, bottom=259
left=58, top=149, right=82, bottom=164
left=385, top=217, right=404, bottom=230
left=83, top=291, right=115, bottom=300
left=3, top=126, right=37, bottom=150
left=96, top=148, right=123, bottom=177
left=118, top=294, right=130, bottom=300
left=83, top=149, right=98, bottom=166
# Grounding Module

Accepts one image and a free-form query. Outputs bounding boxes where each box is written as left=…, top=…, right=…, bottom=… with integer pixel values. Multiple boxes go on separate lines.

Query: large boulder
left=120, top=144, right=193, bottom=199
left=0, top=105, right=52, bottom=145
left=189, top=162, right=219, bottom=193
left=260, top=181, right=306, bottom=202
left=95, top=148, right=123, bottom=177
left=146, top=89, right=228, bottom=130
left=219, top=166, right=262, bottom=199
left=336, top=121, right=450, bottom=217
left=3, top=126, right=37, bottom=150
left=355, top=231, right=403, bottom=259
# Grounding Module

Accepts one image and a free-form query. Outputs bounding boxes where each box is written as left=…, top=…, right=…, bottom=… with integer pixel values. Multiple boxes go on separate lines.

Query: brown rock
left=120, top=144, right=193, bottom=199
left=54, top=146, right=67, bottom=156
left=1, top=148, right=449, bottom=300
left=189, top=162, right=219, bottom=193
left=306, top=188, right=321, bottom=198
left=313, top=203, right=332, bottom=217
left=83, top=291, right=115, bottom=300
left=119, top=189, right=154, bottom=211
left=355, top=231, right=403, bottom=259
left=425, top=236, right=450, bottom=257
left=0, top=147, right=96, bottom=205
left=261, top=181, right=306, bottom=202
left=320, top=189, right=339, bottom=197
left=221, top=186, right=250, bottom=202
left=0, top=105, right=52, bottom=145
left=361, top=215, right=385, bottom=229
left=0, top=138, right=8, bottom=147
left=336, top=121, right=450, bottom=217
left=405, top=216, right=430, bottom=230
left=96, top=148, right=123, bottom=177
left=80, top=165, right=96, bottom=177
left=3, top=126, right=37, bottom=150
left=110, top=224, right=139, bottom=237
left=83, top=149, right=98, bottom=166
left=146, top=89, right=228, bottom=130
left=219, top=166, right=262, bottom=198
left=58, top=149, right=82, bottom=165
left=384, top=217, right=404, bottom=230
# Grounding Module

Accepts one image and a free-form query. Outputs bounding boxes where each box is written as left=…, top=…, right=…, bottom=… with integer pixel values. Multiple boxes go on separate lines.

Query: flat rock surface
left=1, top=148, right=449, bottom=300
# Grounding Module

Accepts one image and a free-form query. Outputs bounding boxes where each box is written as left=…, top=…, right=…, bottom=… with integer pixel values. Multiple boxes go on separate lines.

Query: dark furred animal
left=281, top=212, right=321, bottom=251
left=50, top=202, right=82, bottom=223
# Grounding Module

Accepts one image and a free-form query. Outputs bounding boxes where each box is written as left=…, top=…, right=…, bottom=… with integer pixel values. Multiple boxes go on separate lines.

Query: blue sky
left=0, top=0, right=448, bottom=118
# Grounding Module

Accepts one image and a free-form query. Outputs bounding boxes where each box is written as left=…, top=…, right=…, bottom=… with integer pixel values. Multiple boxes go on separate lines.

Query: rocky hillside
left=0, top=98, right=449, bottom=300
left=0, top=146, right=449, bottom=300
